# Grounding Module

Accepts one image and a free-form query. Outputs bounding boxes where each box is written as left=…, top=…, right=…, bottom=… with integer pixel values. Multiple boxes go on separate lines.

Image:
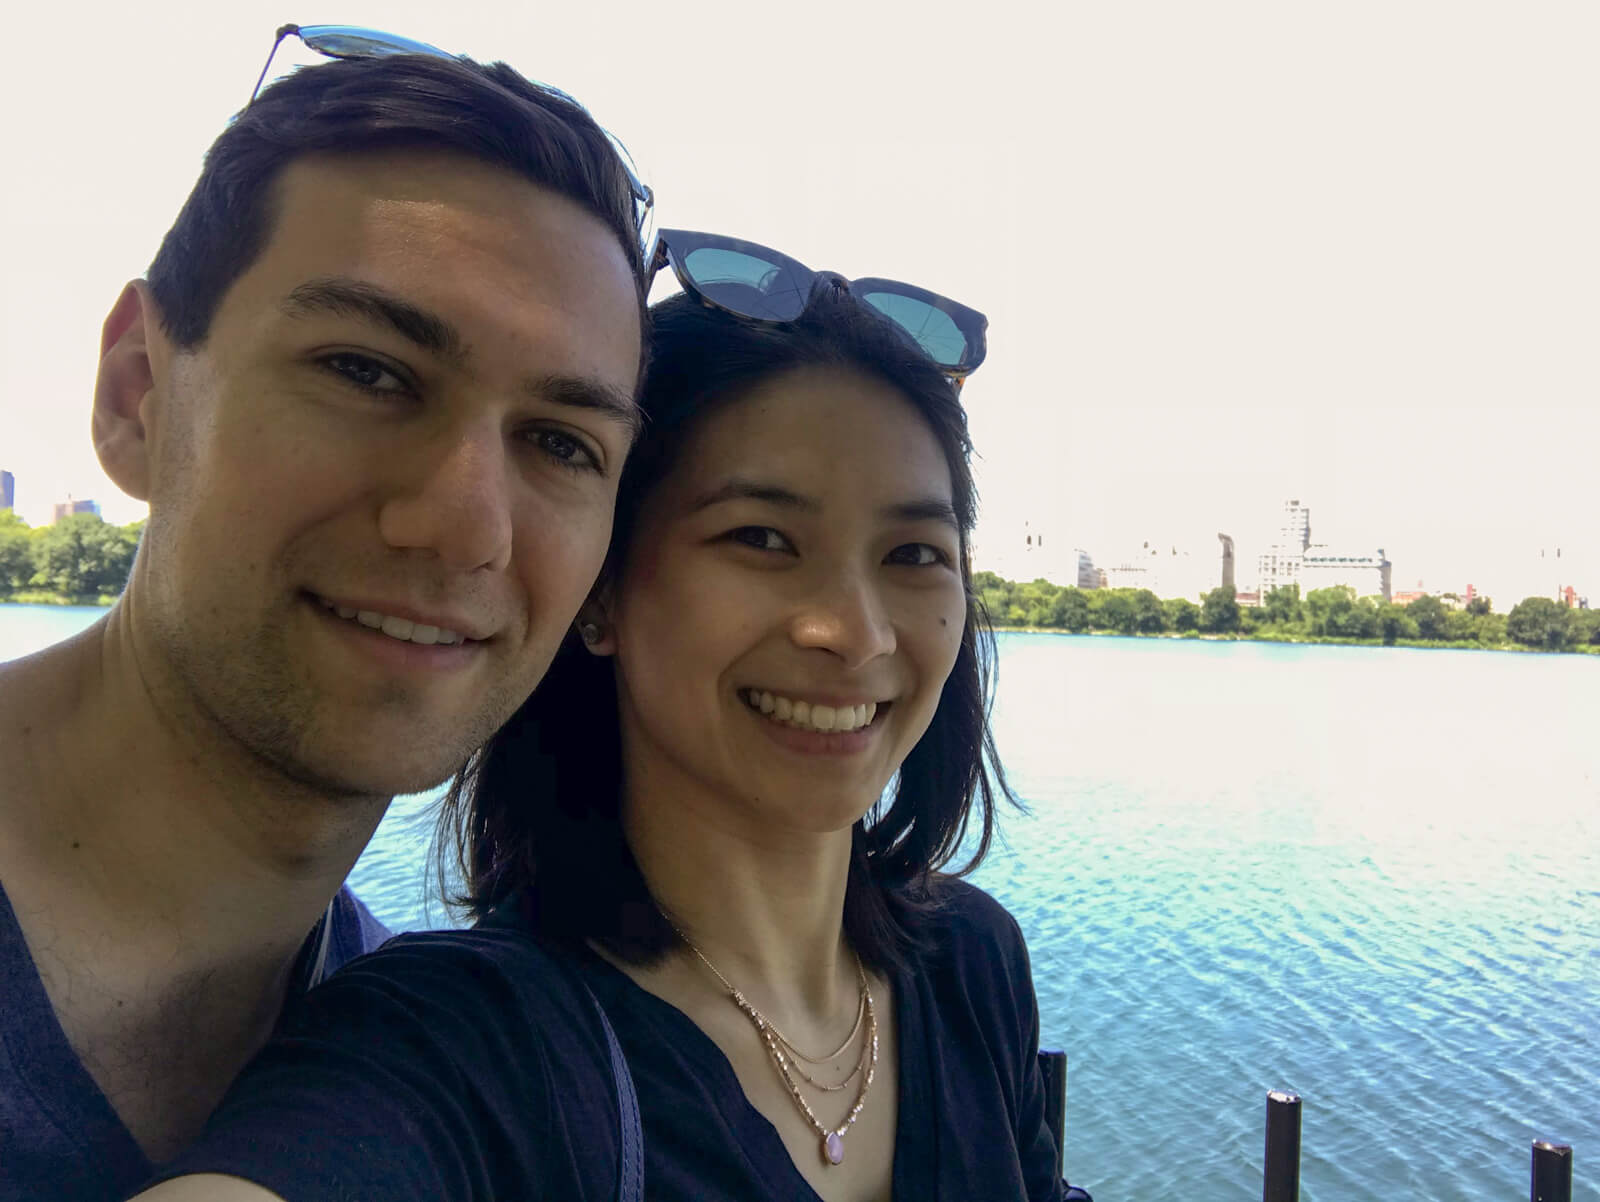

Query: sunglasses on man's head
left=247, top=23, right=657, bottom=263
left=652, top=230, right=988, bottom=382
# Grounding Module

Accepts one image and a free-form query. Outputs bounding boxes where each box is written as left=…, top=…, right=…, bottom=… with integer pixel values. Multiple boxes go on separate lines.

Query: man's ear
left=92, top=281, right=166, bottom=502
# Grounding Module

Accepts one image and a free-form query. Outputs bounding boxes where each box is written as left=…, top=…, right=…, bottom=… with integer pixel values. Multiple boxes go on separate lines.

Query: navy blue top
left=0, top=880, right=389, bottom=1202
left=149, top=880, right=1076, bottom=1200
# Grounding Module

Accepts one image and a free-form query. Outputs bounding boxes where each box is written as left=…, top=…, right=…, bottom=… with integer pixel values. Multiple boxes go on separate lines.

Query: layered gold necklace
left=675, top=929, right=878, bottom=1166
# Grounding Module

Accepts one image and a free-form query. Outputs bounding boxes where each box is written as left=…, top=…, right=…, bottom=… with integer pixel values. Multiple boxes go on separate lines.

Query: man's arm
left=131, top=1176, right=285, bottom=1201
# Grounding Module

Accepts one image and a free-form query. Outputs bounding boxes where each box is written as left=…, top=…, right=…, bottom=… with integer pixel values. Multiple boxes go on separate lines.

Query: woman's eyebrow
left=688, top=479, right=819, bottom=514
left=688, top=480, right=958, bottom=529
left=882, top=498, right=960, bottom=529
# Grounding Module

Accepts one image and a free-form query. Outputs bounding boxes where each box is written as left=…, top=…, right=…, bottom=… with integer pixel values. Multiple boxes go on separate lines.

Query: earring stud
left=579, top=622, right=601, bottom=645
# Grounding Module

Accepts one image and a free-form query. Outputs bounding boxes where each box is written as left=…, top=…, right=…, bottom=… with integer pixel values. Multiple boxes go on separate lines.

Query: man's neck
left=9, top=603, right=388, bottom=934
left=0, top=606, right=391, bottom=1159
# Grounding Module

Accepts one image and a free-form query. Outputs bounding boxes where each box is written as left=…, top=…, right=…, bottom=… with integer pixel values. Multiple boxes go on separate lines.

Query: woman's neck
left=622, top=777, right=858, bottom=1016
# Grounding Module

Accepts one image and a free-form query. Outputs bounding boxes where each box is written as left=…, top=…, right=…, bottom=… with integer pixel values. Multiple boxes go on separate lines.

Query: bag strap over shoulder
left=481, top=892, right=643, bottom=1202
left=579, top=978, right=644, bottom=1202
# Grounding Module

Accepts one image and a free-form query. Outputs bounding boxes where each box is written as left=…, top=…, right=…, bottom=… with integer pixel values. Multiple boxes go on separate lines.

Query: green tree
left=1199, top=585, right=1240, bottom=633
left=0, top=511, right=32, bottom=595
left=1049, top=587, right=1091, bottom=632
left=1465, top=595, right=1493, bottom=617
left=1506, top=597, right=1576, bottom=650
left=1260, top=584, right=1303, bottom=627
left=1305, top=585, right=1354, bottom=636
left=1131, top=589, right=1167, bottom=634
left=1095, top=589, right=1138, bottom=634
left=1573, top=607, right=1600, bottom=646
left=1377, top=601, right=1418, bottom=646
left=1164, top=596, right=1200, bottom=632
left=28, top=514, right=138, bottom=599
left=1405, top=594, right=1449, bottom=640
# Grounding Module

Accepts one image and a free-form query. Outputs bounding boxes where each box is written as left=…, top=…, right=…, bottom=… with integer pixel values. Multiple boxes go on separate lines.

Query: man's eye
left=527, top=428, right=600, bottom=472
left=886, top=543, right=948, bottom=567
left=729, top=526, right=793, bottom=553
left=322, top=352, right=407, bottom=394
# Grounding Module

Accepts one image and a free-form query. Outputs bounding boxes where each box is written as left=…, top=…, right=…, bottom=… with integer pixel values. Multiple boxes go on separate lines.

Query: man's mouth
left=739, top=689, right=887, bottom=734
left=314, top=596, right=470, bottom=647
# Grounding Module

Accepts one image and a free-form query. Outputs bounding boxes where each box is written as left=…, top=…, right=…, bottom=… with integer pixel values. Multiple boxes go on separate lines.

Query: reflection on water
left=7, top=609, right=1595, bottom=1198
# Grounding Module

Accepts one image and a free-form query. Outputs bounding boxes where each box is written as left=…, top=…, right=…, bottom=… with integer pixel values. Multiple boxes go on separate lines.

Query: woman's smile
left=739, top=688, right=884, bottom=734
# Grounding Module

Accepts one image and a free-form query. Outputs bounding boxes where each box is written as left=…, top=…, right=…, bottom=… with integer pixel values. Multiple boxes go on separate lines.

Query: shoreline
left=989, top=624, right=1600, bottom=655
left=1, top=596, right=115, bottom=607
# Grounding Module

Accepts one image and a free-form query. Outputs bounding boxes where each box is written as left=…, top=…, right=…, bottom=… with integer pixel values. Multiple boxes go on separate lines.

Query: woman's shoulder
left=926, top=875, right=1027, bottom=947
left=915, top=876, right=1035, bottom=984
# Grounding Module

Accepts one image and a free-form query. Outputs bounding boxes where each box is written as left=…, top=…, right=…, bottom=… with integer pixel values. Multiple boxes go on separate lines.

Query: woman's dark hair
left=437, top=289, right=1016, bottom=973
left=147, top=53, right=648, bottom=349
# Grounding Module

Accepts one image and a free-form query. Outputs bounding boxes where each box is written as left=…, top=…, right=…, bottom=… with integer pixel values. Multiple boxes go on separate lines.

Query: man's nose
left=376, top=423, right=514, bottom=573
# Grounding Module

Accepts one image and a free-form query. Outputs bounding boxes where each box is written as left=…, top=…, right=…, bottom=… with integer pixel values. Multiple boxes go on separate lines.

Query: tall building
left=0, top=470, right=13, bottom=511
left=1276, top=499, right=1312, bottom=553
left=1256, top=498, right=1392, bottom=601
left=1217, top=533, right=1235, bottom=591
left=51, top=497, right=101, bottom=523
left=1257, top=500, right=1311, bottom=597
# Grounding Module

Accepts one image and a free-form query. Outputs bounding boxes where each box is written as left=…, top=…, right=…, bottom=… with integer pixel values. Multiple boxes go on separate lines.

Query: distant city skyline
left=974, top=493, right=1593, bottom=609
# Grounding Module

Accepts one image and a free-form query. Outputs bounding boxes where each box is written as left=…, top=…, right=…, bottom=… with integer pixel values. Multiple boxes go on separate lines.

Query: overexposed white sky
left=3, top=2, right=1595, bottom=605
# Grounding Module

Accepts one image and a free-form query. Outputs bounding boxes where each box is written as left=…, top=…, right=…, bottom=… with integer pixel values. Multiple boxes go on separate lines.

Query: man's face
left=132, top=150, right=642, bottom=797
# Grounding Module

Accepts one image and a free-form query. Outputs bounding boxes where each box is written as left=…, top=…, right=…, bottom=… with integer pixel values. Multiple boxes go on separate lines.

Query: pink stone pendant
left=823, top=1131, right=845, bottom=1165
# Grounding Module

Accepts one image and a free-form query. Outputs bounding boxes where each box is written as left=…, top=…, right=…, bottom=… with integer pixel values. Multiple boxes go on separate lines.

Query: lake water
left=5, top=607, right=1595, bottom=1199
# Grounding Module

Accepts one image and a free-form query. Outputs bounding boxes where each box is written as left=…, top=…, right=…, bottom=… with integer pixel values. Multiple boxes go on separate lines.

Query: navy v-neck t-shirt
left=149, top=880, right=1078, bottom=1200
left=0, top=881, right=390, bottom=1202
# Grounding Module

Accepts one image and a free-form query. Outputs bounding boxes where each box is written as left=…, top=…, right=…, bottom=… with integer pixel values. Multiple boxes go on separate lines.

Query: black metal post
left=1531, top=1141, right=1572, bottom=1202
left=1038, top=1050, right=1067, bottom=1179
left=1263, top=1089, right=1301, bottom=1202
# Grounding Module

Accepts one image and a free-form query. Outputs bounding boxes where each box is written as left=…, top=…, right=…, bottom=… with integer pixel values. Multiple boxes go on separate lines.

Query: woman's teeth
left=743, top=690, right=878, bottom=733
left=318, top=597, right=466, bottom=646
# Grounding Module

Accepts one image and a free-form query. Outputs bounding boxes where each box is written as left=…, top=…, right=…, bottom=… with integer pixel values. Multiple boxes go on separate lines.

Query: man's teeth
left=320, top=598, right=466, bottom=646
left=744, top=690, right=877, bottom=733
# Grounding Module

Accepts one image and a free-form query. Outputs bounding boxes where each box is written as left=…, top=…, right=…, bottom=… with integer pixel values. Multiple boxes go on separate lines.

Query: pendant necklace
left=674, top=926, right=878, bottom=1166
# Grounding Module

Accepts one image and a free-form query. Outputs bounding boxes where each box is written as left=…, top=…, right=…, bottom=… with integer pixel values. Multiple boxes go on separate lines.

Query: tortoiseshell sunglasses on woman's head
left=650, top=229, right=988, bottom=385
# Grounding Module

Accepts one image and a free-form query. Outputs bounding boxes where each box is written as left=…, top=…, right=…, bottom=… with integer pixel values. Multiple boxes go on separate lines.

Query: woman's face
left=604, top=363, right=967, bottom=837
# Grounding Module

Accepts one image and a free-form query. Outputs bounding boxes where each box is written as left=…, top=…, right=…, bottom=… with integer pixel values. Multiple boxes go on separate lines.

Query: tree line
left=0, top=511, right=144, bottom=602
left=974, top=572, right=1600, bottom=653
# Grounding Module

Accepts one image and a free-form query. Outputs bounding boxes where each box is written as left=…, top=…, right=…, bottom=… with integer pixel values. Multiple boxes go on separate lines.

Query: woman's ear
left=91, top=281, right=163, bottom=502
left=575, top=582, right=618, bottom=656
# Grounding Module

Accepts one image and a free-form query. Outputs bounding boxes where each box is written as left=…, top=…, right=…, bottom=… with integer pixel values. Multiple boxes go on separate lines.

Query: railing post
left=1531, top=1141, right=1572, bottom=1202
left=1038, top=1050, right=1067, bottom=1179
left=1263, top=1089, right=1301, bottom=1202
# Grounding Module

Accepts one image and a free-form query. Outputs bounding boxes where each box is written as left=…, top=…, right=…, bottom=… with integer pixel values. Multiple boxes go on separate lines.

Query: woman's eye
left=321, top=351, right=408, bottom=394
left=886, top=543, right=948, bottom=567
left=527, top=428, right=600, bottom=472
left=729, top=526, right=793, bottom=553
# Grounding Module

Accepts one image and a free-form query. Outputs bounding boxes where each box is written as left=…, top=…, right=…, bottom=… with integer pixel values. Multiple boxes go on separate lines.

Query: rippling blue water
left=7, top=610, right=1595, bottom=1198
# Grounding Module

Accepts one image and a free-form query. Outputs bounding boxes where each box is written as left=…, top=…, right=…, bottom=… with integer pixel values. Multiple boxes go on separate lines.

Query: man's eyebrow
left=527, top=375, right=643, bottom=441
left=281, top=277, right=465, bottom=365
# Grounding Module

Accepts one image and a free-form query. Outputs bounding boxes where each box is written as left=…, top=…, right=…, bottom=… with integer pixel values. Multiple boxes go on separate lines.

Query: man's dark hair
left=437, top=290, right=1018, bottom=975
left=147, top=54, right=648, bottom=348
